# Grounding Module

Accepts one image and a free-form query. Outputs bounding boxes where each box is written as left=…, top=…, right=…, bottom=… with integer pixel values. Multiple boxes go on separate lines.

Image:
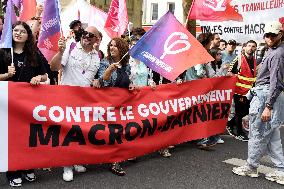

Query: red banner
left=188, top=0, right=243, bottom=22
left=0, top=76, right=236, bottom=172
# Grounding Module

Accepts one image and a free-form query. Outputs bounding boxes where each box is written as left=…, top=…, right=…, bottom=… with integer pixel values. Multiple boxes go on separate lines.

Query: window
left=151, top=3, right=158, bottom=21
left=168, top=2, right=175, bottom=14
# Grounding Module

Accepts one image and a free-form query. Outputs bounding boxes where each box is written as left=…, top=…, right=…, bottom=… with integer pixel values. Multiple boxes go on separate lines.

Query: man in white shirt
left=50, top=26, right=101, bottom=181
left=51, top=26, right=101, bottom=87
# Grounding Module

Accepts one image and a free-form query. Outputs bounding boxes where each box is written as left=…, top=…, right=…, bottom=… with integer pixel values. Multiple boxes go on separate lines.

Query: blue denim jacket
left=98, top=58, right=131, bottom=87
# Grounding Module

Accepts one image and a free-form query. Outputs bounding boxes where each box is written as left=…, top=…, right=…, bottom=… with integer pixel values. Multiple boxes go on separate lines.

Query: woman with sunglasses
left=0, top=21, right=47, bottom=187
left=206, top=47, right=229, bottom=78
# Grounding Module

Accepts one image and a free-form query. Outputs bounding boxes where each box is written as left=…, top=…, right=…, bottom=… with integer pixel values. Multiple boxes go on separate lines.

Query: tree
left=0, top=0, right=8, bottom=15
left=182, top=0, right=196, bottom=36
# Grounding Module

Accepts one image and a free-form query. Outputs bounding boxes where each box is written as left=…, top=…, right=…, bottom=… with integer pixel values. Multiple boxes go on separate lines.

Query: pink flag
left=89, top=6, right=108, bottom=30
left=104, top=0, right=128, bottom=38
left=19, top=0, right=36, bottom=21
left=77, top=9, right=81, bottom=21
left=188, top=0, right=243, bottom=22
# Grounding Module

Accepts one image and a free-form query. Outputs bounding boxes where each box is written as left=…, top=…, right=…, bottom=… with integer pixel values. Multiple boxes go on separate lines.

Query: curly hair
left=12, top=21, right=38, bottom=67
left=107, top=38, right=130, bottom=66
left=197, top=33, right=213, bottom=48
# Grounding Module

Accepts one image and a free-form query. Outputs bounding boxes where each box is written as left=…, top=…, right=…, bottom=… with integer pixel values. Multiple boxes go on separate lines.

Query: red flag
left=188, top=0, right=243, bottom=22
left=104, top=0, right=128, bottom=38
left=19, top=0, right=37, bottom=21
left=279, top=17, right=284, bottom=30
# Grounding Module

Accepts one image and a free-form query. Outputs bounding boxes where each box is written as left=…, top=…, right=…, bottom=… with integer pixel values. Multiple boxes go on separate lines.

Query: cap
left=69, top=20, right=81, bottom=30
left=228, top=39, right=236, bottom=45
left=264, top=21, right=283, bottom=34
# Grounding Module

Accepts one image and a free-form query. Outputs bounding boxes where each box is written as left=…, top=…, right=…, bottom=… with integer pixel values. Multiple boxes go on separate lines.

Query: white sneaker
left=232, top=165, right=259, bottom=178
left=74, top=165, right=86, bottom=173
left=159, top=148, right=171, bottom=157
left=217, top=138, right=224, bottom=144
left=24, top=172, right=36, bottom=182
left=265, top=170, right=284, bottom=185
left=9, top=178, right=22, bottom=187
left=63, top=167, right=73, bottom=182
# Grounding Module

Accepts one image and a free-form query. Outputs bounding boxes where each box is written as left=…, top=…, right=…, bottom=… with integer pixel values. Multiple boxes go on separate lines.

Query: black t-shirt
left=247, top=57, right=255, bottom=76
left=0, top=49, right=47, bottom=83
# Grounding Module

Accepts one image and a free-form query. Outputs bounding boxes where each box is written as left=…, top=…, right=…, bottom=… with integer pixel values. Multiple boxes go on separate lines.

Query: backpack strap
left=68, top=42, right=76, bottom=55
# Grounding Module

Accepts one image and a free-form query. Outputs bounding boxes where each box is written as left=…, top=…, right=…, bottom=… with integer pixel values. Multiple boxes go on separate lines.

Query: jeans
left=246, top=85, right=284, bottom=171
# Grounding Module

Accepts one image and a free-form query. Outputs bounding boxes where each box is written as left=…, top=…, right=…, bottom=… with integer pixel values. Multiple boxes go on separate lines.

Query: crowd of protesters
left=0, top=4, right=284, bottom=187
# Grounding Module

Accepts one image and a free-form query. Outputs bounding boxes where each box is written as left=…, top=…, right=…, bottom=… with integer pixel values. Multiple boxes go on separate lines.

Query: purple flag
left=0, top=0, right=17, bottom=48
left=12, top=0, right=22, bottom=9
left=37, top=0, right=61, bottom=62
left=129, top=12, right=213, bottom=81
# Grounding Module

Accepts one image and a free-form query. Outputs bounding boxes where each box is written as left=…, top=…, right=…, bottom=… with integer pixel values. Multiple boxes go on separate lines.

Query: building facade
left=142, top=0, right=184, bottom=28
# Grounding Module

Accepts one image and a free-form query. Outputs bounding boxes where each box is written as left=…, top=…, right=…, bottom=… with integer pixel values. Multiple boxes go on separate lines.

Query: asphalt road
left=1, top=130, right=284, bottom=189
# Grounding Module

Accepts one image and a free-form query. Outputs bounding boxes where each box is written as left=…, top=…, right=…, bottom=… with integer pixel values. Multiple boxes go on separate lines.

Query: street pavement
left=1, top=129, right=284, bottom=189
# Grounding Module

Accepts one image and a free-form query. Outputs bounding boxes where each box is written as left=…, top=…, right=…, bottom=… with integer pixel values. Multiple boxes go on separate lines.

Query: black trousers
left=6, top=169, right=34, bottom=180
left=234, top=94, right=250, bottom=136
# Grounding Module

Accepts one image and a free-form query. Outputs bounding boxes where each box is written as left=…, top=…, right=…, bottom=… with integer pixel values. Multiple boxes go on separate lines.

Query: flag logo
left=161, top=32, right=191, bottom=60
left=203, top=0, right=226, bottom=11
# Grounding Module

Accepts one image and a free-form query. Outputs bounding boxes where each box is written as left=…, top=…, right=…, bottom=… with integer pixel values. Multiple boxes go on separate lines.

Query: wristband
left=265, top=103, right=273, bottom=110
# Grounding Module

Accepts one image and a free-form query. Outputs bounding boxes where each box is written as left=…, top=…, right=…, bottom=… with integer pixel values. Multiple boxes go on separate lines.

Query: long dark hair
left=12, top=21, right=38, bottom=67
left=107, top=38, right=130, bottom=66
left=209, top=47, right=222, bottom=71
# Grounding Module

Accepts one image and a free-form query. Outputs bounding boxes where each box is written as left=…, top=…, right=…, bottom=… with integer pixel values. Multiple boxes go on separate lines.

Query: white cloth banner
left=200, top=0, right=284, bottom=43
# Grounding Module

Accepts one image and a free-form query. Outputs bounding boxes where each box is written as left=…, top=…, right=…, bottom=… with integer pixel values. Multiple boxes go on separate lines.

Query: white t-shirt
left=60, top=42, right=100, bottom=87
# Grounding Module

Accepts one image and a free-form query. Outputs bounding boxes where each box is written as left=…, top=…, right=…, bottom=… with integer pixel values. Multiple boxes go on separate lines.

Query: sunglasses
left=264, top=33, right=278, bottom=38
left=82, top=31, right=96, bottom=39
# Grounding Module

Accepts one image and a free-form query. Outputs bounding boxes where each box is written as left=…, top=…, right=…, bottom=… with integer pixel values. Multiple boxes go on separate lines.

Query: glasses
left=264, top=33, right=278, bottom=38
left=217, top=53, right=222, bottom=55
left=13, top=28, right=27, bottom=35
left=82, top=31, right=97, bottom=39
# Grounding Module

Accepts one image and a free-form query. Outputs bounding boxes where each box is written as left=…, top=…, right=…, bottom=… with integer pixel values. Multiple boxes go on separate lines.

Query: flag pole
left=128, top=22, right=131, bottom=39
left=11, top=48, right=14, bottom=66
left=116, top=51, right=129, bottom=68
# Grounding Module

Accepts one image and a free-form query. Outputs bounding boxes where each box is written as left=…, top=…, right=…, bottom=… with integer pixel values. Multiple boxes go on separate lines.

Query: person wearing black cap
left=232, top=21, right=284, bottom=185
left=221, top=39, right=237, bottom=69
left=68, top=20, right=83, bottom=42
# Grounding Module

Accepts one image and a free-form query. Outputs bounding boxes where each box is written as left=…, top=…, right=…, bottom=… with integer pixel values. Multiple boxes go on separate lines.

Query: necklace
left=81, top=54, right=93, bottom=74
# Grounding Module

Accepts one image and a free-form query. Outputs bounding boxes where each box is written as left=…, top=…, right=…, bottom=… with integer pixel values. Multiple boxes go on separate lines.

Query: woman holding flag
left=0, top=21, right=47, bottom=187
left=95, top=37, right=132, bottom=176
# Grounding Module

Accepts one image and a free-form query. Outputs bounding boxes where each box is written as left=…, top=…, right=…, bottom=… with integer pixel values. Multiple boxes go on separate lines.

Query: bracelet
left=265, top=103, right=273, bottom=110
